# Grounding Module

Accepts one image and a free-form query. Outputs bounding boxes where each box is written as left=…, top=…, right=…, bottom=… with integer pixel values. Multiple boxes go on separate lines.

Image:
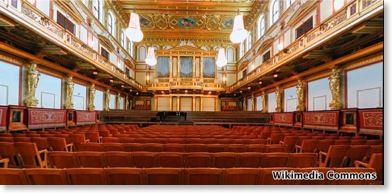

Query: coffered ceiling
left=113, top=0, right=264, bottom=44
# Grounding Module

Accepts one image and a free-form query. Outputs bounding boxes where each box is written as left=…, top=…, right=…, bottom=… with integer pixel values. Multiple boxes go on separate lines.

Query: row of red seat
left=0, top=167, right=378, bottom=185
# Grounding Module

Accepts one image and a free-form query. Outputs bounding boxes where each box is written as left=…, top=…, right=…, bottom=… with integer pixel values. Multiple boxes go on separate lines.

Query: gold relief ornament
left=24, top=63, right=40, bottom=107
left=328, top=67, right=343, bottom=110
left=64, top=76, right=74, bottom=109
left=116, top=93, right=121, bottom=109
left=296, top=79, right=305, bottom=111
left=104, top=89, right=110, bottom=111
left=88, top=84, right=96, bottom=111
left=125, top=96, right=129, bottom=110
left=261, top=91, right=267, bottom=113
left=275, top=86, right=282, bottom=112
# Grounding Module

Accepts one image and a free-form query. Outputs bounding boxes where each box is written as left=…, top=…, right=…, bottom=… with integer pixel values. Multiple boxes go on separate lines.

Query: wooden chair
left=0, top=168, right=29, bottom=185
left=13, top=137, right=31, bottom=142
left=212, top=152, right=238, bottom=168
left=185, top=144, right=207, bottom=152
left=164, top=143, right=185, bottom=152
left=123, top=143, right=145, bottom=152
left=66, top=168, right=107, bottom=185
left=319, top=145, right=350, bottom=167
left=98, top=130, right=112, bottom=138
left=14, top=142, right=48, bottom=168
left=144, top=168, right=183, bottom=185
left=237, top=152, right=263, bottom=168
left=223, top=168, right=260, bottom=185
left=342, top=145, right=370, bottom=167
left=102, top=137, right=120, bottom=143
left=69, top=134, right=90, bottom=151
left=130, top=152, right=157, bottom=168
left=84, top=132, right=102, bottom=143
left=225, top=144, right=247, bottom=152
left=355, top=153, right=383, bottom=183
left=144, top=143, right=164, bottom=152
left=0, top=158, right=10, bottom=168
left=295, top=139, right=318, bottom=153
left=247, top=144, right=266, bottom=152
left=48, top=151, right=80, bottom=168
left=102, top=143, right=124, bottom=152
left=76, top=151, right=106, bottom=168
left=0, top=136, right=13, bottom=142
left=25, top=168, right=69, bottom=185
left=104, top=151, right=131, bottom=167
left=184, top=152, right=212, bottom=168
left=315, top=139, right=335, bottom=153
left=206, top=144, right=226, bottom=153
left=47, top=137, right=74, bottom=152
left=0, top=142, right=19, bottom=167
left=267, top=133, right=285, bottom=144
left=287, top=153, right=318, bottom=168
left=30, top=137, right=50, bottom=151
left=279, top=136, right=298, bottom=153
left=157, top=152, right=184, bottom=167
left=104, top=167, right=144, bottom=185
left=365, top=139, right=382, bottom=145
left=265, top=144, right=287, bottom=153
left=260, top=153, right=289, bottom=168
left=80, top=143, right=103, bottom=152
left=363, top=145, right=383, bottom=162
left=185, top=168, right=223, bottom=185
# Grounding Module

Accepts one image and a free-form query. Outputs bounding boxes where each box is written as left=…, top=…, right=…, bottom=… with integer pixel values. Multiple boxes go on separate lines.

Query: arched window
left=258, top=15, right=265, bottom=39
left=128, top=40, right=134, bottom=57
left=137, top=45, right=147, bottom=62
left=271, top=0, right=280, bottom=24
left=246, top=33, right=252, bottom=52
left=121, top=31, right=125, bottom=48
left=227, top=47, right=235, bottom=63
left=92, top=0, right=101, bottom=20
left=107, top=12, right=113, bottom=35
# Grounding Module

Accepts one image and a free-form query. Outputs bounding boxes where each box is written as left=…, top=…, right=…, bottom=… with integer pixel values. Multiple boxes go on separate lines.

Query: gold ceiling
left=113, top=0, right=264, bottom=44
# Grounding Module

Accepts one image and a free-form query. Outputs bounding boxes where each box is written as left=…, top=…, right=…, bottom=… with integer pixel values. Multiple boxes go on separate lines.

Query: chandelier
left=230, top=13, right=248, bottom=44
left=145, top=46, right=157, bottom=66
left=125, top=13, right=143, bottom=42
left=216, top=47, right=227, bottom=67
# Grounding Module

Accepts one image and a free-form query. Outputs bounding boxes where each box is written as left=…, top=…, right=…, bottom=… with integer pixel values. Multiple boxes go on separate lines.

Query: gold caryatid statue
left=88, top=83, right=96, bottom=111
left=125, top=96, right=129, bottom=110
left=64, top=76, right=74, bottom=109
left=328, top=67, right=343, bottom=110
left=116, top=93, right=121, bottom=109
left=104, top=89, right=110, bottom=111
left=296, top=79, right=305, bottom=111
left=24, top=63, right=40, bottom=107
left=275, top=86, right=282, bottom=112
left=261, top=91, right=267, bottom=113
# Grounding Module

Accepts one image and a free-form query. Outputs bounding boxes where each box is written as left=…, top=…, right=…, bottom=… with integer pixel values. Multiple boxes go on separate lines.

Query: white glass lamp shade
left=216, top=48, right=227, bottom=67
left=125, top=13, right=143, bottom=42
left=230, top=14, right=248, bottom=44
left=145, top=47, right=157, bottom=66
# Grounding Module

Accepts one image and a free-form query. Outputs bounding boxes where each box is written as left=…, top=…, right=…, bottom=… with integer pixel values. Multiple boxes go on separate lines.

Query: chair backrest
left=30, top=137, right=49, bottom=151
left=281, top=136, right=298, bottom=153
left=47, top=137, right=68, bottom=151
left=223, top=168, right=260, bottom=185
left=25, top=168, right=69, bottom=185
left=145, top=168, right=183, bottom=185
left=185, top=144, right=207, bottom=152
left=84, top=132, right=101, bottom=143
left=144, top=143, right=164, bottom=152
left=14, top=142, right=47, bottom=168
left=102, top=143, right=124, bottom=152
left=316, top=139, right=335, bottom=153
left=185, top=168, right=223, bottom=185
left=297, top=139, right=318, bottom=153
left=81, top=143, right=103, bottom=152
left=184, top=152, right=212, bottom=168
left=66, top=168, right=107, bottom=185
left=163, top=144, right=185, bottom=152
left=247, top=144, right=266, bottom=153
left=287, top=153, right=318, bottom=168
left=104, top=151, right=131, bottom=167
left=363, top=145, right=383, bottom=162
left=104, top=167, right=144, bottom=185
left=130, top=152, right=157, bottom=168
left=0, top=142, right=18, bottom=167
left=206, top=144, right=226, bottom=153
left=320, top=145, right=350, bottom=167
left=260, top=153, right=289, bottom=168
left=237, top=152, right=263, bottom=168
left=225, top=144, right=247, bottom=152
left=343, top=145, right=370, bottom=167
left=76, top=151, right=106, bottom=168
left=157, top=152, right=184, bottom=167
left=123, top=143, right=145, bottom=152
left=212, top=152, right=238, bottom=168
left=48, top=151, right=80, bottom=168
left=265, top=144, right=287, bottom=153
left=0, top=168, right=29, bottom=185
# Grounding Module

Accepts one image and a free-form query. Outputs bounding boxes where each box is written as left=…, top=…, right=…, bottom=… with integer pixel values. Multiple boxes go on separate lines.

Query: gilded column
left=88, top=83, right=96, bottom=111
left=24, top=63, right=40, bottom=107
left=296, top=79, right=305, bottom=111
left=329, top=67, right=343, bottom=110
left=177, top=96, right=180, bottom=111
left=116, top=93, right=121, bottom=109
left=261, top=91, right=267, bottom=113
left=63, top=75, right=74, bottom=109
left=104, top=89, right=110, bottom=111
left=251, top=94, right=255, bottom=111
left=275, top=86, right=282, bottom=112
left=192, top=96, right=196, bottom=111
left=125, top=95, right=129, bottom=110
left=200, top=97, right=204, bottom=111
left=243, top=97, right=246, bottom=111
left=169, top=96, right=173, bottom=111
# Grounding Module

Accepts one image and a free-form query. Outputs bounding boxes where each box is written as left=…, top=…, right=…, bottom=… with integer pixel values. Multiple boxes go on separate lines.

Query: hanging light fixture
left=125, top=12, right=143, bottom=42
left=145, top=46, right=157, bottom=66
left=230, top=11, right=248, bottom=44
left=216, top=47, right=227, bottom=67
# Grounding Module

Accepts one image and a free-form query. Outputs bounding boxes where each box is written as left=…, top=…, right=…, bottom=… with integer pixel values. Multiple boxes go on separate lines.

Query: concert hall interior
left=0, top=0, right=384, bottom=185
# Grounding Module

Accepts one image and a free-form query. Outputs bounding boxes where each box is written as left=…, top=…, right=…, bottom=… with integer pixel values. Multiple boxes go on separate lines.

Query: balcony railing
left=227, top=0, right=383, bottom=93
left=0, top=0, right=145, bottom=91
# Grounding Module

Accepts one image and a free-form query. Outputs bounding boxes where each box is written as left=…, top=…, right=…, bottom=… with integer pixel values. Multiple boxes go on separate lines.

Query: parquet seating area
left=0, top=124, right=383, bottom=184
left=0, top=167, right=377, bottom=185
